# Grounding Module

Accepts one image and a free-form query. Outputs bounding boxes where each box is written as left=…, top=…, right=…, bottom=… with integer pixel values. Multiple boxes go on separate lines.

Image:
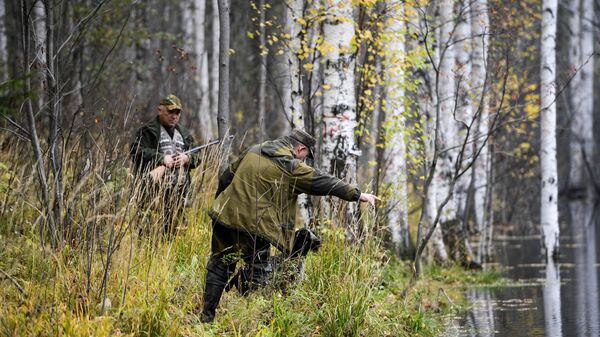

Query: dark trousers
left=201, top=221, right=271, bottom=322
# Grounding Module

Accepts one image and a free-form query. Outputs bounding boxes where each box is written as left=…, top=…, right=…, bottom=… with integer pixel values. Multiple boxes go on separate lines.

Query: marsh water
left=445, top=201, right=600, bottom=337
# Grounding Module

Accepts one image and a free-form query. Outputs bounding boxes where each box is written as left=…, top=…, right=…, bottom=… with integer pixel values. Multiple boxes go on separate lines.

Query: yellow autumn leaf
left=303, top=63, right=314, bottom=71
left=296, top=17, right=307, bottom=26
left=322, top=84, right=331, bottom=90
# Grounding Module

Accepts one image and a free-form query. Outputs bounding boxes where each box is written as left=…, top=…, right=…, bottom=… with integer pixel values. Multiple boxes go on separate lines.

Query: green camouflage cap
left=160, top=94, right=183, bottom=111
left=290, top=129, right=316, bottom=159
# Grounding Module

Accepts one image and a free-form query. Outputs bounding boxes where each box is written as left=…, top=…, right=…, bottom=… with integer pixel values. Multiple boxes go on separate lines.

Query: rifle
left=148, top=138, right=221, bottom=182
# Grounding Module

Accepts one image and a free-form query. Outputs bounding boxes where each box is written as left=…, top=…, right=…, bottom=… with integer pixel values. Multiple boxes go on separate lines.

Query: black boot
left=200, top=257, right=232, bottom=323
left=200, top=282, right=225, bottom=323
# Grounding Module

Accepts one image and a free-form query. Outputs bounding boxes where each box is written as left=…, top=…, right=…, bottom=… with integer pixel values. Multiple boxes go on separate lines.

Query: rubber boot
left=200, top=257, right=232, bottom=323
left=200, top=282, right=225, bottom=323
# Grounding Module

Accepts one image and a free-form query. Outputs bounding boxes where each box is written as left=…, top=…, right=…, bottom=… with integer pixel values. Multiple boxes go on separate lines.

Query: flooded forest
left=0, top=0, right=598, bottom=336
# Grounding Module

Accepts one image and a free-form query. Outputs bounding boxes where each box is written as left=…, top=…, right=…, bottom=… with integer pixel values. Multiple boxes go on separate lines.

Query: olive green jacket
left=130, top=116, right=200, bottom=184
left=209, top=137, right=360, bottom=254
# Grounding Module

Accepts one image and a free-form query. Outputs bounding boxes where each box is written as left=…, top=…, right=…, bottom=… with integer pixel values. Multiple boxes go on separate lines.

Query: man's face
left=158, top=104, right=181, bottom=128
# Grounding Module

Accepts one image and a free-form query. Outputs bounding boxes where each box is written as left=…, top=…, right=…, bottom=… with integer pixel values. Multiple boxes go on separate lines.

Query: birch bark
left=471, top=0, right=491, bottom=260
left=383, top=1, right=412, bottom=256
left=285, top=0, right=304, bottom=129
left=284, top=0, right=312, bottom=227
left=321, top=0, right=359, bottom=233
left=435, top=0, right=458, bottom=237
left=210, top=0, right=219, bottom=136
left=194, top=0, right=212, bottom=140
left=32, top=1, right=46, bottom=113
left=540, top=0, right=559, bottom=260
left=454, top=2, right=472, bottom=223
left=416, top=7, right=448, bottom=265
left=217, top=0, right=230, bottom=144
left=257, top=0, right=267, bottom=139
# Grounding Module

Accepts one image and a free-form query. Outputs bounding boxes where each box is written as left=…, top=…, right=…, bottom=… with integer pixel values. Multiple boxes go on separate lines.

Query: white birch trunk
left=285, top=0, right=304, bottom=129
left=383, top=1, right=411, bottom=255
left=419, top=11, right=449, bottom=264
left=194, top=0, right=212, bottom=140
left=425, top=116, right=449, bottom=263
left=568, top=0, right=594, bottom=203
left=284, top=0, right=312, bottom=227
left=435, top=0, right=458, bottom=229
left=0, top=0, right=6, bottom=82
left=454, top=2, right=472, bottom=223
left=471, top=0, right=491, bottom=260
left=540, top=0, right=559, bottom=260
left=307, top=0, right=322, bottom=133
left=33, top=1, right=46, bottom=113
left=257, top=0, right=268, bottom=139
left=210, top=0, right=219, bottom=135
left=321, top=0, right=359, bottom=232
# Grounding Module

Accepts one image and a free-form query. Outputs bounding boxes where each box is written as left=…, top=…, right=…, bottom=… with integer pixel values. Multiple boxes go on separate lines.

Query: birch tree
left=414, top=4, right=449, bottom=266
left=283, top=0, right=313, bottom=226
left=382, top=1, right=412, bottom=257
left=539, top=0, right=559, bottom=260
left=217, top=0, right=230, bottom=148
left=22, top=0, right=57, bottom=246
left=45, top=0, right=63, bottom=239
left=434, top=0, right=459, bottom=258
left=453, top=2, right=472, bottom=223
left=321, top=0, right=359, bottom=233
left=471, top=0, right=491, bottom=261
left=210, top=0, right=219, bottom=135
left=194, top=0, right=212, bottom=140
left=257, top=0, right=268, bottom=139
left=32, top=0, right=46, bottom=113
left=285, top=0, right=305, bottom=129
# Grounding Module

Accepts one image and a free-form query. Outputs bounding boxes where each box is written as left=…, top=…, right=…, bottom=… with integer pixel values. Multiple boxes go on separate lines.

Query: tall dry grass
left=0, top=133, right=499, bottom=336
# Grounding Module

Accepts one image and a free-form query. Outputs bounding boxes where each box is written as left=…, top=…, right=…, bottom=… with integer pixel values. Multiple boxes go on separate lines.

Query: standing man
left=130, top=94, right=200, bottom=237
left=200, top=129, right=378, bottom=323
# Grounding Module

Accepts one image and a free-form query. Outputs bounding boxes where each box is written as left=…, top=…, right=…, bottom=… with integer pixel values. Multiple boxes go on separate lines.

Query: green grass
left=0, top=146, right=503, bottom=336
left=1, top=219, right=502, bottom=336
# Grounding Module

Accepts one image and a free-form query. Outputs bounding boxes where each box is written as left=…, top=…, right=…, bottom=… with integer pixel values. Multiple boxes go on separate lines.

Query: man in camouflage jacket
left=130, top=94, right=200, bottom=236
left=201, top=129, right=378, bottom=323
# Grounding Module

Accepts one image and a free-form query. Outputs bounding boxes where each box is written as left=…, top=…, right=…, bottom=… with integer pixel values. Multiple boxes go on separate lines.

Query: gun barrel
left=183, top=139, right=220, bottom=155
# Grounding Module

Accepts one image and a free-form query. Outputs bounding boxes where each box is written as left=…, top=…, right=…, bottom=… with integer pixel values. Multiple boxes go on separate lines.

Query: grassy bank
left=0, top=145, right=500, bottom=336
left=0, top=223, right=500, bottom=336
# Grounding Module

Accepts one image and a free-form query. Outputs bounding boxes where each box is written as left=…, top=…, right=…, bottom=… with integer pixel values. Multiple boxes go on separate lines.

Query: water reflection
left=543, top=260, right=562, bottom=337
left=570, top=200, right=599, bottom=337
left=445, top=202, right=599, bottom=337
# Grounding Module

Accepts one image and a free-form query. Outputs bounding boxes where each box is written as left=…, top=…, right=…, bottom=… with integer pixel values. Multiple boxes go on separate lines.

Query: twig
left=0, top=268, right=27, bottom=296
left=438, top=287, right=456, bottom=307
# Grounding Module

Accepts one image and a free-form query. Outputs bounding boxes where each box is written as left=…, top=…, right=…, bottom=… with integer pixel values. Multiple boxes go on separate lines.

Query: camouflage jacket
left=209, top=137, right=361, bottom=254
left=130, top=116, right=200, bottom=184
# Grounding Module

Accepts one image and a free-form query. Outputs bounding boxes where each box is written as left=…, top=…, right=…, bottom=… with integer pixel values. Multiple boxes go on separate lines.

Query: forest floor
left=0, top=218, right=501, bottom=337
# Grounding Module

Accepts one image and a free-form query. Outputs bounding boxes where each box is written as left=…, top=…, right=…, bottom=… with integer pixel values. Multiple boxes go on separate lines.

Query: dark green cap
left=160, top=94, right=182, bottom=111
left=290, top=129, right=316, bottom=159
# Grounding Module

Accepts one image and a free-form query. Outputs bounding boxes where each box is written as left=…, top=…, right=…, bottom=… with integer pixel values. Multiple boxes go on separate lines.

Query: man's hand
left=164, top=154, right=175, bottom=168
left=359, top=193, right=380, bottom=207
left=173, top=152, right=189, bottom=167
